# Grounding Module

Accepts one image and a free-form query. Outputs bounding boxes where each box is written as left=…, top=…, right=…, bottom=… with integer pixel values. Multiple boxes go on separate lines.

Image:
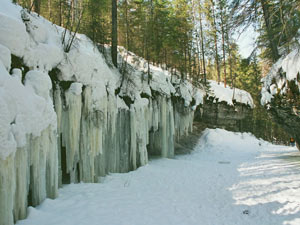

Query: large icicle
left=61, top=83, right=82, bottom=183
left=0, top=126, right=58, bottom=225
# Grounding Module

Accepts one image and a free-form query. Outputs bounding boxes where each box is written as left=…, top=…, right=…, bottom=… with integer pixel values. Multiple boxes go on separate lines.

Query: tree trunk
left=31, top=0, right=41, bottom=14
left=125, top=0, right=129, bottom=50
left=59, top=0, right=63, bottom=26
left=199, top=11, right=206, bottom=84
left=226, top=31, right=233, bottom=88
left=220, top=4, right=227, bottom=87
left=111, top=0, right=118, bottom=68
left=48, top=0, right=52, bottom=20
left=260, top=0, right=280, bottom=62
left=211, top=0, right=220, bottom=84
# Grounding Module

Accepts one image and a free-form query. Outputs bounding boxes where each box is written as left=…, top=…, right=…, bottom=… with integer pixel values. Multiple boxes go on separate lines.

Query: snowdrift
left=208, top=80, right=254, bottom=108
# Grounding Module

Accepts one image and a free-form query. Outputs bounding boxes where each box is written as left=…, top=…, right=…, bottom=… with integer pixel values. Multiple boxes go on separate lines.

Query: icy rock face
left=173, top=99, right=194, bottom=142
left=0, top=68, right=196, bottom=225
left=147, top=97, right=175, bottom=158
left=53, top=85, right=193, bottom=183
left=0, top=126, right=58, bottom=225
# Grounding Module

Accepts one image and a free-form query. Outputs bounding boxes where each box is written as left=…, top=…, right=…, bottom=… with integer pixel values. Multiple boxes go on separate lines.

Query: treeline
left=14, top=0, right=300, bottom=97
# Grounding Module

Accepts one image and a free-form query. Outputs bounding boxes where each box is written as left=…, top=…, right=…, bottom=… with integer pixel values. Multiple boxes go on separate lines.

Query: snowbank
left=0, top=51, right=56, bottom=159
left=261, top=48, right=300, bottom=105
left=208, top=80, right=254, bottom=108
left=117, top=47, right=204, bottom=107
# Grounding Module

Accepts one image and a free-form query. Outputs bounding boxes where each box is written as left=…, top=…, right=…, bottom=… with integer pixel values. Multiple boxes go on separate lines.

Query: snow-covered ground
left=17, top=129, right=300, bottom=225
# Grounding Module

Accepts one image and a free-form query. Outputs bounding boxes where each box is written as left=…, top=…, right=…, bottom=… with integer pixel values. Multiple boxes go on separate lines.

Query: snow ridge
left=208, top=80, right=254, bottom=108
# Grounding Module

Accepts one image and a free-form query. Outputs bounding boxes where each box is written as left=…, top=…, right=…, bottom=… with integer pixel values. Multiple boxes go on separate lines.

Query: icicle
left=0, top=154, right=15, bottom=225
left=0, top=126, right=58, bottom=225
left=130, top=106, right=137, bottom=170
left=61, top=84, right=82, bottom=183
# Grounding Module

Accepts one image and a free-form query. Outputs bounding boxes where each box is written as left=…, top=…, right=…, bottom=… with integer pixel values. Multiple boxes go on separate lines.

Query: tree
left=31, top=0, right=41, bottom=14
left=259, top=0, right=280, bottom=62
left=111, top=0, right=118, bottom=67
left=232, top=0, right=300, bottom=62
left=218, top=0, right=227, bottom=87
left=204, top=0, right=220, bottom=84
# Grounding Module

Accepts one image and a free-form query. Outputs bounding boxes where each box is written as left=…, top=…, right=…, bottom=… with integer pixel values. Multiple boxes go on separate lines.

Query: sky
left=236, top=26, right=259, bottom=58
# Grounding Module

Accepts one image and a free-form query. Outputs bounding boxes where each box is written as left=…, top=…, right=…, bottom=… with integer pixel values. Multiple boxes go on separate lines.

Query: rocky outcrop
left=194, top=97, right=291, bottom=145
left=268, top=104, right=300, bottom=147
left=195, top=98, right=253, bottom=133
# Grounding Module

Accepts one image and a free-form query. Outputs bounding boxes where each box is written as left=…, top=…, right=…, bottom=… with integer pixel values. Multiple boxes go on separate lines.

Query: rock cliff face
left=261, top=46, right=300, bottom=147
left=195, top=98, right=253, bottom=133
left=194, top=98, right=291, bottom=145
left=268, top=105, right=300, bottom=147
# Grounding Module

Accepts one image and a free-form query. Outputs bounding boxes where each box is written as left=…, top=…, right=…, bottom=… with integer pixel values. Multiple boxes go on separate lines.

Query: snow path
left=17, top=129, right=300, bottom=225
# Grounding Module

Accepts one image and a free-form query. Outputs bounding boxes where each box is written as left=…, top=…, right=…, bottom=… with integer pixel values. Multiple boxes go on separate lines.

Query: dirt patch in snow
left=175, top=121, right=206, bottom=155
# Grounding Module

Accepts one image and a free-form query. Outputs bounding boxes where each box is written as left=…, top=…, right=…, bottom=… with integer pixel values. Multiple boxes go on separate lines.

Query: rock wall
left=194, top=98, right=291, bottom=145
left=268, top=105, right=300, bottom=147
left=194, top=98, right=253, bottom=133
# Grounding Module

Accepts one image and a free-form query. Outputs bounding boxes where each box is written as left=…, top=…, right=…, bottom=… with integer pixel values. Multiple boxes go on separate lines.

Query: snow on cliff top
left=261, top=47, right=300, bottom=105
left=117, top=47, right=204, bottom=107
left=0, top=49, right=56, bottom=159
left=117, top=48, right=253, bottom=108
left=208, top=80, right=254, bottom=108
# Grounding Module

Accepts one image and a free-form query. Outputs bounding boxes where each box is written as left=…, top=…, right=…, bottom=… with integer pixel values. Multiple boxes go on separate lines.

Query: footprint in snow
left=218, top=161, right=231, bottom=164
left=243, top=210, right=250, bottom=215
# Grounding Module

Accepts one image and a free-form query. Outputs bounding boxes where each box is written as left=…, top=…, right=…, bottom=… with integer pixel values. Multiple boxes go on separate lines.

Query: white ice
left=17, top=129, right=300, bottom=225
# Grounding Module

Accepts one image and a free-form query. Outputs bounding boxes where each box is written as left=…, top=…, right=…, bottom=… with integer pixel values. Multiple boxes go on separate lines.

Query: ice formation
left=0, top=1, right=254, bottom=225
